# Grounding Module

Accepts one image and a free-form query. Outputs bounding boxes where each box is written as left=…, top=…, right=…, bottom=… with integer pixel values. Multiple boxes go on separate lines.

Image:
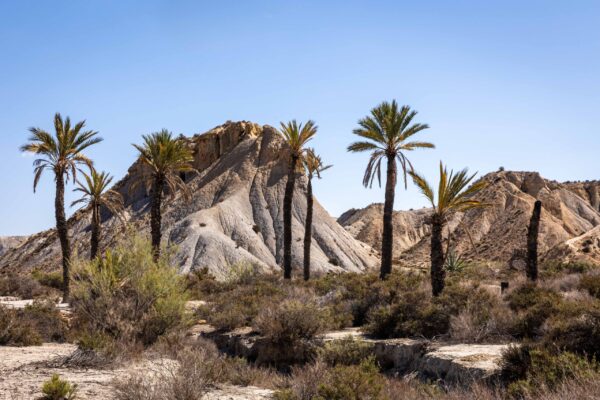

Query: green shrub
left=314, top=358, right=386, bottom=400
left=544, top=305, right=600, bottom=359
left=507, top=283, right=562, bottom=312
left=225, top=260, right=264, bottom=285
left=543, top=261, right=595, bottom=277
left=41, top=374, right=77, bottom=400
left=506, top=283, right=562, bottom=339
left=184, top=267, right=223, bottom=299
left=364, top=288, right=449, bottom=339
left=70, top=234, right=188, bottom=352
left=200, top=279, right=285, bottom=331
left=32, top=270, right=64, bottom=290
left=579, top=273, right=600, bottom=299
left=319, top=336, right=374, bottom=367
left=501, top=345, right=599, bottom=398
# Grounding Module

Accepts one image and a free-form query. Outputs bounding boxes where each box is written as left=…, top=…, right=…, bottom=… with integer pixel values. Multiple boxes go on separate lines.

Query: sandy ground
left=0, top=343, right=273, bottom=400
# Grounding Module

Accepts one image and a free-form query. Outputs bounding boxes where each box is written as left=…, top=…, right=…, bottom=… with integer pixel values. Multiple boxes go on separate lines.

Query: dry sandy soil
left=0, top=343, right=273, bottom=400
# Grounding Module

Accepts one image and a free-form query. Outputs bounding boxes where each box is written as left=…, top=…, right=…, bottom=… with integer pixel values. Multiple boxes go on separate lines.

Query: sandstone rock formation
left=0, top=122, right=377, bottom=278
left=339, top=171, right=600, bottom=267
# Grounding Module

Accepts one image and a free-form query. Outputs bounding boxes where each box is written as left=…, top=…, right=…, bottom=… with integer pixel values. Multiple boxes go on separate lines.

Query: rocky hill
left=339, top=171, right=600, bottom=267
left=0, top=121, right=377, bottom=279
left=0, top=236, right=26, bottom=257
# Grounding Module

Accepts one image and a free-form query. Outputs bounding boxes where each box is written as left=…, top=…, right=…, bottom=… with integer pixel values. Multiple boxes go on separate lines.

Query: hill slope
left=0, top=121, right=377, bottom=278
left=339, top=171, right=600, bottom=266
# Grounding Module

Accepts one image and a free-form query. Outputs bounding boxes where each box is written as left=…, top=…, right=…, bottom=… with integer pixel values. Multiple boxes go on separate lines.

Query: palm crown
left=132, top=129, right=195, bottom=199
left=72, top=168, right=124, bottom=217
left=278, top=120, right=318, bottom=161
left=348, top=100, right=434, bottom=188
left=20, top=113, right=103, bottom=191
left=303, top=148, right=332, bottom=180
left=410, top=162, right=488, bottom=218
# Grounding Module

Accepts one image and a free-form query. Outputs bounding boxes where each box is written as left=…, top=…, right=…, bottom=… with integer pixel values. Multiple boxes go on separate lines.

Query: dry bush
left=70, top=234, right=188, bottom=358
left=199, top=278, right=285, bottom=331
left=579, top=273, right=600, bottom=299
left=500, top=344, right=600, bottom=398
left=449, top=289, right=515, bottom=343
left=254, top=290, right=329, bottom=366
left=318, top=336, right=374, bottom=367
left=115, top=338, right=281, bottom=400
left=0, top=300, right=67, bottom=346
left=0, top=274, right=47, bottom=299
left=275, top=358, right=386, bottom=400
left=0, top=305, right=42, bottom=346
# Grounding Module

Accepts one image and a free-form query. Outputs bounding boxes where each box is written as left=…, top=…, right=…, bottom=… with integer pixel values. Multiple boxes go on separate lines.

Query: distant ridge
left=339, top=170, right=600, bottom=267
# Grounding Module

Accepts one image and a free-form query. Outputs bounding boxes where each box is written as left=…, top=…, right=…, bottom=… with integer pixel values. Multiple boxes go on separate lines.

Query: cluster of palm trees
left=22, top=100, right=487, bottom=302
left=21, top=116, right=194, bottom=301
left=347, top=100, right=487, bottom=296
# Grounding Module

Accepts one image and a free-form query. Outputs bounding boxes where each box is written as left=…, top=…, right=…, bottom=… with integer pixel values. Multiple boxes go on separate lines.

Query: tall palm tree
left=21, top=113, right=102, bottom=302
left=278, top=120, right=318, bottom=279
left=132, top=129, right=195, bottom=260
left=348, top=100, right=433, bottom=280
left=72, top=168, right=124, bottom=260
left=302, top=149, right=332, bottom=281
left=410, top=162, right=487, bottom=296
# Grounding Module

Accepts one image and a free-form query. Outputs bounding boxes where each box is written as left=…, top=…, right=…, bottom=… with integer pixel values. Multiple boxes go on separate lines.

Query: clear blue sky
left=1, top=1, right=599, bottom=236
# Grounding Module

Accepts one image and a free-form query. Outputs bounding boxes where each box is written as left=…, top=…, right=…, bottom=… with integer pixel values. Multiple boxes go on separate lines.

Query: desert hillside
left=339, top=171, right=600, bottom=267
left=0, top=236, right=26, bottom=257
left=0, top=121, right=377, bottom=278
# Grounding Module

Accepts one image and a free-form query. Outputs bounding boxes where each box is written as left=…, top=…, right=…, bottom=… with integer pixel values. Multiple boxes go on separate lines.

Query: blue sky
left=1, top=1, right=599, bottom=235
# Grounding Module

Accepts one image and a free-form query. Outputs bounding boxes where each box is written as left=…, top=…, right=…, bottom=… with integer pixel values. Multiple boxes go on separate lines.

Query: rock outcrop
left=0, top=121, right=377, bottom=278
left=339, top=171, right=600, bottom=267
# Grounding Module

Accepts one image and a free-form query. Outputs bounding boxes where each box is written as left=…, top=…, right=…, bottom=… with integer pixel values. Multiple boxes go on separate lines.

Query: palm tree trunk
left=90, top=203, right=100, bottom=260
left=303, top=178, right=314, bottom=281
left=151, top=174, right=165, bottom=262
left=283, top=155, right=298, bottom=280
left=55, top=174, right=71, bottom=303
left=380, top=154, right=397, bottom=280
left=431, top=214, right=445, bottom=297
left=526, top=200, right=542, bottom=282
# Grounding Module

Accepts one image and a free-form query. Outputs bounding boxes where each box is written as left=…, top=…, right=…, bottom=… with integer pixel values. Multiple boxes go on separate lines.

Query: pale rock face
left=339, top=171, right=600, bottom=266
left=0, top=121, right=378, bottom=278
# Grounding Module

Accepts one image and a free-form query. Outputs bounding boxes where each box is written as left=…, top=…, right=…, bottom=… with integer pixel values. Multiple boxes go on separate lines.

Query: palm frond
left=349, top=100, right=433, bottom=191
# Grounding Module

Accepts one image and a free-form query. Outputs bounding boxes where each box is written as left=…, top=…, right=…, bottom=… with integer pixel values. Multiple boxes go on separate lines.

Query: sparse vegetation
left=70, top=233, right=188, bottom=357
left=41, top=374, right=78, bottom=400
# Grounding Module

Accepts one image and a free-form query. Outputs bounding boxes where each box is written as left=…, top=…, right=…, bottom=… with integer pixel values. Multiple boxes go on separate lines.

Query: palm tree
left=72, top=168, right=124, bottom=260
left=302, top=149, right=332, bottom=281
left=410, top=162, right=487, bottom=296
left=132, top=129, right=195, bottom=260
left=21, top=113, right=102, bottom=302
left=526, top=200, right=542, bottom=282
left=348, top=100, right=434, bottom=279
left=278, top=120, right=318, bottom=279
